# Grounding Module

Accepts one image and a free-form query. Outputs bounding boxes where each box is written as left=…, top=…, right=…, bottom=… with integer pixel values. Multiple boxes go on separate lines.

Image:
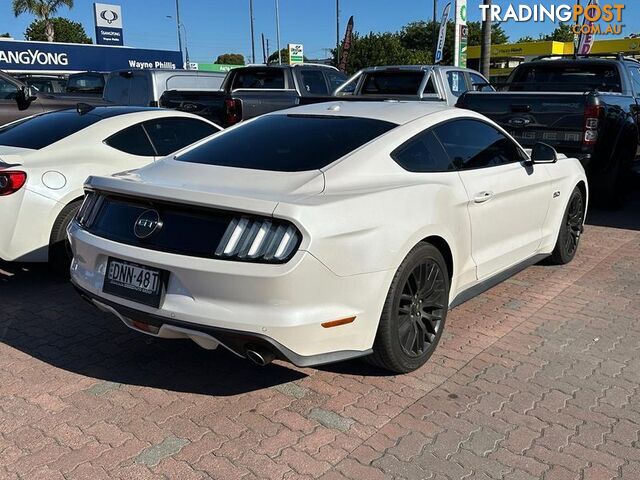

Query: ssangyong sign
left=94, top=3, right=124, bottom=46
left=0, top=39, right=183, bottom=72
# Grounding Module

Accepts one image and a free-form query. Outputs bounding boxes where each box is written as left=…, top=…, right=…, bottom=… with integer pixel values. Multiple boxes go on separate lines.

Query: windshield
left=361, top=71, right=425, bottom=95
left=177, top=114, right=397, bottom=172
left=0, top=110, right=101, bottom=150
left=508, top=64, right=622, bottom=92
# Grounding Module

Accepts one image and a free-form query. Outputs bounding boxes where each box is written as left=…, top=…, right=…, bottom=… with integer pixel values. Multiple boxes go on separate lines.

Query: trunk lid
left=87, top=158, right=325, bottom=216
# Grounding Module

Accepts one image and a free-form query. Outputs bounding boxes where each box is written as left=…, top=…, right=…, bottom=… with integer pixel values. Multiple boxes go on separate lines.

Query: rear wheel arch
left=420, top=235, right=453, bottom=283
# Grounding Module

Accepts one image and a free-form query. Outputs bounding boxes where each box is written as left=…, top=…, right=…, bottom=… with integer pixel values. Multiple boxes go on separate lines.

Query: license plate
left=103, top=257, right=167, bottom=308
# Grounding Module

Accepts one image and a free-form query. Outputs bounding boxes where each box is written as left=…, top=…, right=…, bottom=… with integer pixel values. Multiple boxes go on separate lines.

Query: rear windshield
left=508, top=64, right=622, bottom=92
left=177, top=114, right=397, bottom=172
left=231, top=69, right=285, bottom=89
left=0, top=110, right=101, bottom=150
left=361, top=71, right=424, bottom=95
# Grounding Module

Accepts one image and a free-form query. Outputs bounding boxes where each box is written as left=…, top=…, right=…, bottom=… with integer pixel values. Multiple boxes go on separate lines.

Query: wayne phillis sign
left=94, top=3, right=124, bottom=46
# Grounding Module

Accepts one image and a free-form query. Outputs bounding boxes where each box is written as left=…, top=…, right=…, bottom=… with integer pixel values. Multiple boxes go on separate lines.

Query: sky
left=0, top=0, right=637, bottom=62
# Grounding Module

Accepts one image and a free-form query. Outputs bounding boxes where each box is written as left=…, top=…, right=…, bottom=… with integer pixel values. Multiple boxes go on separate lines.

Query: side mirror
left=530, top=142, right=558, bottom=164
left=16, top=86, right=36, bottom=111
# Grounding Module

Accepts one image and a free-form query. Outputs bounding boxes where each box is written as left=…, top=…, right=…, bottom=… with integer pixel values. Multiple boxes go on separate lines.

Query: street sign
left=454, top=0, right=468, bottom=67
left=94, top=3, right=124, bottom=46
left=288, top=43, right=304, bottom=65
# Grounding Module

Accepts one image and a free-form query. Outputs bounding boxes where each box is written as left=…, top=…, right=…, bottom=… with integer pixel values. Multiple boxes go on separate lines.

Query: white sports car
left=0, top=106, right=220, bottom=270
left=68, top=102, right=588, bottom=373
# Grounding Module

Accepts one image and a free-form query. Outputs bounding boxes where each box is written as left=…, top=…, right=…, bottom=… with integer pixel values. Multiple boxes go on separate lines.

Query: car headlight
left=215, top=216, right=301, bottom=263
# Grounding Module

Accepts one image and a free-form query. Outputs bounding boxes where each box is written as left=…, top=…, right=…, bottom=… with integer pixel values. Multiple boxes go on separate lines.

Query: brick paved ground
left=1, top=194, right=639, bottom=480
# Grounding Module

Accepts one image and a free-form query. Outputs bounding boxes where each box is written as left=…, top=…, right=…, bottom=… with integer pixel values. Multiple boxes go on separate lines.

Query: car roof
left=57, top=106, right=159, bottom=119
left=273, top=101, right=452, bottom=125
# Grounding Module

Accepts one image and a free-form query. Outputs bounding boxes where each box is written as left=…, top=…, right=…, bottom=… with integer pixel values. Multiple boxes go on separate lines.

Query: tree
left=268, top=47, right=309, bottom=65
left=467, top=21, right=508, bottom=46
left=516, top=35, right=537, bottom=43
left=0, top=33, right=11, bottom=38
left=215, top=53, right=245, bottom=65
left=12, top=0, right=74, bottom=42
left=24, top=17, right=91, bottom=43
left=542, top=23, right=575, bottom=42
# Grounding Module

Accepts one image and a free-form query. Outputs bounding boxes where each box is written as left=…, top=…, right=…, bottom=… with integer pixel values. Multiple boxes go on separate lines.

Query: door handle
left=474, top=191, right=494, bottom=203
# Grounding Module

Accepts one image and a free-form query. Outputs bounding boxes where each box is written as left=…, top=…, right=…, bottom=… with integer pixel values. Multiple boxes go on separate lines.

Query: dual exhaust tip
left=245, top=345, right=275, bottom=366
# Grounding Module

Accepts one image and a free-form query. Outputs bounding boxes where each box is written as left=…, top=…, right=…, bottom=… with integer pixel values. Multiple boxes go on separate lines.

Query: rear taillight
left=215, top=216, right=301, bottom=263
left=583, top=104, right=603, bottom=146
left=76, top=191, right=103, bottom=227
left=224, top=98, right=242, bottom=127
left=0, top=171, right=27, bottom=196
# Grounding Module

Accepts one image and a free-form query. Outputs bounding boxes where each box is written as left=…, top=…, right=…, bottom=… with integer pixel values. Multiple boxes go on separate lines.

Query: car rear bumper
left=68, top=222, right=392, bottom=366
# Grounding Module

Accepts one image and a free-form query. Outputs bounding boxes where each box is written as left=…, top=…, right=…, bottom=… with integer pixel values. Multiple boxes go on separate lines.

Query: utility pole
left=480, top=0, right=491, bottom=77
left=261, top=33, right=267, bottom=64
left=336, top=0, right=340, bottom=66
left=175, top=0, right=183, bottom=63
left=275, top=0, right=282, bottom=64
left=266, top=38, right=270, bottom=62
left=249, top=0, right=256, bottom=64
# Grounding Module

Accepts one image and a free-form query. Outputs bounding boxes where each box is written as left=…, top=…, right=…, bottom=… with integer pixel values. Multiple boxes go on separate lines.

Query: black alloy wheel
left=550, top=186, right=585, bottom=265
left=397, top=260, right=446, bottom=358
left=366, top=242, right=450, bottom=373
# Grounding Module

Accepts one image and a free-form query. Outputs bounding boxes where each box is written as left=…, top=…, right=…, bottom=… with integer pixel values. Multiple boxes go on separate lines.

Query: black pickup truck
left=159, top=64, right=347, bottom=128
left=457, top=56, right=640, bottom=204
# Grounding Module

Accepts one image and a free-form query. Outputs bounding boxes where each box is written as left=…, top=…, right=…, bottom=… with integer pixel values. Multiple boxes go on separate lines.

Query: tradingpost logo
left=480, top=2, right=626, bottom=36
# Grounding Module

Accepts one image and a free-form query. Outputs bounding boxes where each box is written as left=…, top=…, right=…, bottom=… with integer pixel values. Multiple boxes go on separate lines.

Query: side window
left=0, top=78, right=18, bottom=100
left=300, top=70, right=328, bottom=95
left=105, top=124, right=156, bottom=156
left=392, top=130, right=455, bottom=172
left=433, top=119, right=525, bottom=170
left=423, top=76, right=437, bottom=95
left=446, top=71, right=468, bottom=97
left=144, top=118, right=219, bottom=156
left=325, top=71, right=347, bottom=92
left=628, top=67, right=640, bottom=95
left=468, top=72, right=492, bottom=91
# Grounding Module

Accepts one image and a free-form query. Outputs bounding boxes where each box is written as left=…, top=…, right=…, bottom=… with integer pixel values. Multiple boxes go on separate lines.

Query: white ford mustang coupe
left=0, top=106, right=220, bottom=270
left=68, top=102, right=588, bottom=373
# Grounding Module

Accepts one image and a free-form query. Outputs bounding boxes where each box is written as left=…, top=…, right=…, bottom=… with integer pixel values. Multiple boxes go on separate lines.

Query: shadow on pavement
left=586, top=188, right=640, bottom=231
left=0, top=262, right=305, bottom=396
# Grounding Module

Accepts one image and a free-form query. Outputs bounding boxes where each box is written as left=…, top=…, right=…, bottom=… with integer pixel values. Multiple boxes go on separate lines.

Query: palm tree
left=12, top=0, right=74, bottom=42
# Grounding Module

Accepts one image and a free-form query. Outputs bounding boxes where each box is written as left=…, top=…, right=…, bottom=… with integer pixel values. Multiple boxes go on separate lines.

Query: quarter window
left=446, top=71, right=468, bottom=97
left=392, top=130, right=454, bottom=172
left=105, top=124, right=156, bottom=156
left=433, top=119, right=525, bottom=170
left=143, top=118, right=219, bottom=156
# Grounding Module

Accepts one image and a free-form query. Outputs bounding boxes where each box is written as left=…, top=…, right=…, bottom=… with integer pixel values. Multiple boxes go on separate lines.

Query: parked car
left=103, top=69, right=226, bottom=107
left=14, top=74, right=67, bottom=94
left=335, top=65, right=494, bottom=105
left=457, top=55, right=640, bottom=205
left=0, top=106, right=221, bottom=270
left=66, top=71, right=108, bottom=95
left=0, top=71, right=107, bottom=125
left=68, top=101, right=587, bottom=373
left=159, top=64, right=347, bottom=127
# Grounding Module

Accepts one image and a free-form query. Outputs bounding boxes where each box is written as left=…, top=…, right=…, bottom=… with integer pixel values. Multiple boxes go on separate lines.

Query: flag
left=578, top=0, right=598, bottom=55
left=435, top=3, right=452, bottom=64
left=338, top=16, right=354, bottom=73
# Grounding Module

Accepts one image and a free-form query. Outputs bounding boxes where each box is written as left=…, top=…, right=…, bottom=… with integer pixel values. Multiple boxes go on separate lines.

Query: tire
left=366, top=242, right=450, bottom=373
left=49, top=200, right=82, bottom=275
left=549, top=187, right=585, bottom=265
